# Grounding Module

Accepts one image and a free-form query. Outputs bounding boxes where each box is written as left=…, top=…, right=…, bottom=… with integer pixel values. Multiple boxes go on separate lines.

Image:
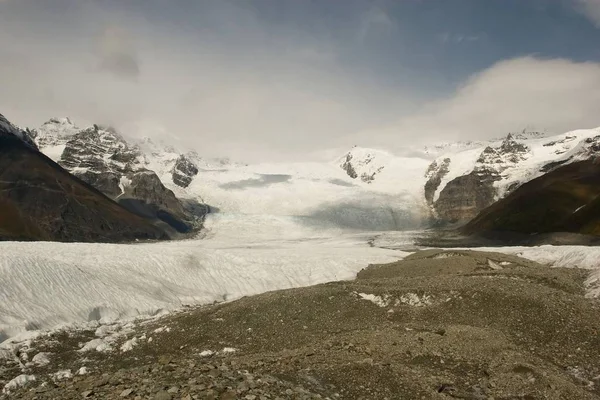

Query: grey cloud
left=357, top=6, right=395, bottom=43
left=1, top=1, right=599, bottom=164
left=219, top=174, right=292, bottom=190
left=574, top=0, right=600, bottom=26
left=97, top=27, right=140, bottom=79
left=0, top=1, right=398, bottom=162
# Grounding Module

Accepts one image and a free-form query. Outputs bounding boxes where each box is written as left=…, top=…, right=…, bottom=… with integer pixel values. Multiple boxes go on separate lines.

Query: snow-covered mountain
left=424, top=129, right=600, bottom=222
left=0, top=114, right=37, bottom=149
left=31, top=118, right=430, bottom=231
left=0, top=113, right=167, bottom=243
left=334, top=127, right=600, bottom=223
left=30, top=116, right=600, bottom=229
left=32, top=119, right=207, bottom=234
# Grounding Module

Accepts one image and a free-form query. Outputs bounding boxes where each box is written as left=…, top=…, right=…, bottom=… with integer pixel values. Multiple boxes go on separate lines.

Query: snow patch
left=432, top=252, right=463, bottom=259
left=120, top=337, right=139, bottom=352
left=121, top=337, right=138, bottom=353
left=78, top=338, right=113, bottom=353
left=398, top=293, right=432, bottom=307
left=220, top=347, right=238, bottom=354
left=51, top=369, right=73, bottom=381
left=487, top=259, right=503, bottom=270
left=95, top=324, right=119, bottom=338
left=2, top=374, right=36, bottom=394
left=118, top=176, right=132, bottom=195
left=356, top=292, right=432, bottom=307
left=357, top=293, right=390, bottom=308
left=31, top=352, right=51, bottom=367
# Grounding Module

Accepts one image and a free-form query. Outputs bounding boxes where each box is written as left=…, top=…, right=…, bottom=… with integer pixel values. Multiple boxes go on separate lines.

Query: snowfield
left=0, top=214, right=414, bottom=342
left=2, top=213, right=600, bottom=343
left=166, top=157, right=432, bottom=231
left=430, top=127, right=600, bottom=202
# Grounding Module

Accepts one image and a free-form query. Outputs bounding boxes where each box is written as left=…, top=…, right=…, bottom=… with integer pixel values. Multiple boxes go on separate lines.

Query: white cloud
left=367, top=57, right=600, bottom=147
left=439, top=33, right=482, bottom=44
left=0, top=2, right=599, bottom=162
left=0, top=1, right=396, bottom=161
left=358, top=6, right=396, bottom=43
left=574, top=0, right=600, bottom=26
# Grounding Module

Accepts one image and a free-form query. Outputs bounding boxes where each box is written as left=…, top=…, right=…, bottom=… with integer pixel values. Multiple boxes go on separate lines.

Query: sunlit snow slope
left=177, top=157, right=432, bottom=231
left=429, top=128, right=600, bottom=202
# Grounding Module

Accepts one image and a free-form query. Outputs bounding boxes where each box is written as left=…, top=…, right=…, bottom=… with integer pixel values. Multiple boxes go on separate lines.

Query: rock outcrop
left=433, top=171, right=500, bottom=223
left=0, top=113, right=167, bottom=242
left=424, top=157, right=450, bottom=206
left=171, top=154, right=199, bottom=188
left=429, top=134, right=538, bottom=223
left=33, top=120, right=204, bottom=233
left=340, top=153, right=358, bottom=179
left=337, top=147, right=392, bottom=184
left=464, top=159, right=600, bottom=237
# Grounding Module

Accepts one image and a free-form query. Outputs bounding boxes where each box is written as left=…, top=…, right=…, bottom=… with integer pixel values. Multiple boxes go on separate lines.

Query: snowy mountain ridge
left=425, top=127, right=600, bottom=221
left=337, top=146, right=394, bottom=183
left=33, top=118, right=230, bottom=192
left=0, top=113, right=37, bottom=149
left=29, top=116, right=600, bottom=226
left=32, top=118, right=207, bottom=233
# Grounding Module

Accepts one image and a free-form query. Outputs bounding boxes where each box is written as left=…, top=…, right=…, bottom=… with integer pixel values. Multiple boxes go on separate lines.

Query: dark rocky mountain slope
left=31, top=119, right=206, bottom=234
left=464, top=159, right=600, bottom=238
left=0, top=114, right=167, bottom=242
left=425, top=130, right=600, bottom=224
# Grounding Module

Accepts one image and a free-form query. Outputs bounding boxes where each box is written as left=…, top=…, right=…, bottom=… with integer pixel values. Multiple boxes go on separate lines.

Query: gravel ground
left=2, top=249, right=600, bottom=399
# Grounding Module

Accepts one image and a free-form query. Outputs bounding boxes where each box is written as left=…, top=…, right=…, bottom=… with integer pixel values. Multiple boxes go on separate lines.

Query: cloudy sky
left=1, top=0, right=600, bottom=161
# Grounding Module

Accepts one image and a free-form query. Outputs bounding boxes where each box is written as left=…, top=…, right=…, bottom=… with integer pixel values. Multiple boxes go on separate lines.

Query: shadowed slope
left=463, top=159, right=600, bottom=237
left=0, top=115, right=168, bottom=242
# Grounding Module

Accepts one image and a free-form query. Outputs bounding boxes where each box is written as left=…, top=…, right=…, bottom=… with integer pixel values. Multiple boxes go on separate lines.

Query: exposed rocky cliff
left=171, top=154, right=199, bottom=188
left=464, top=158, right=600, bottom=238
left=433, top=170, right=500, bottom=222
left=423, top=157, right=450, bottom=206
left=33, top=119, right=206, bottom=233
left=0, top=113, right=167, bottom=242
left=426, top=130, right=600, bottom=224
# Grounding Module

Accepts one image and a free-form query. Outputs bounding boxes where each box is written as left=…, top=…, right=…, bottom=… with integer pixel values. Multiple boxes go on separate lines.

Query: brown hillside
left=0, top=125, right=168, bottom=242
left=464, top=159, right=600, bottom=236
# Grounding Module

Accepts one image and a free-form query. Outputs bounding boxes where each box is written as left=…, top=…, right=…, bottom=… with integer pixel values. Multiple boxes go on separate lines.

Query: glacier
left=3, top=211, right=600, bottom=343
left=0, top=213, right=415, bottom=341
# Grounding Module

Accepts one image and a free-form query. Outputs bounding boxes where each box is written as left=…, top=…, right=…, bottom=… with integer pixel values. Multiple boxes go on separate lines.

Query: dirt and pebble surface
left=2, top=250, right=600, bottom=399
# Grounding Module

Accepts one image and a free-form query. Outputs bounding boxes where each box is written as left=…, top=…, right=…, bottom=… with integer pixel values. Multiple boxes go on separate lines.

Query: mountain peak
left=338, top=146, right=393, bottom=183
left=500, top=133, right=529, bottom=155
left=0, top=113, right=38, bottom=149
left=37, top=117, right=80, bottom=142
left=44, top=117, right=75, bottom=127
